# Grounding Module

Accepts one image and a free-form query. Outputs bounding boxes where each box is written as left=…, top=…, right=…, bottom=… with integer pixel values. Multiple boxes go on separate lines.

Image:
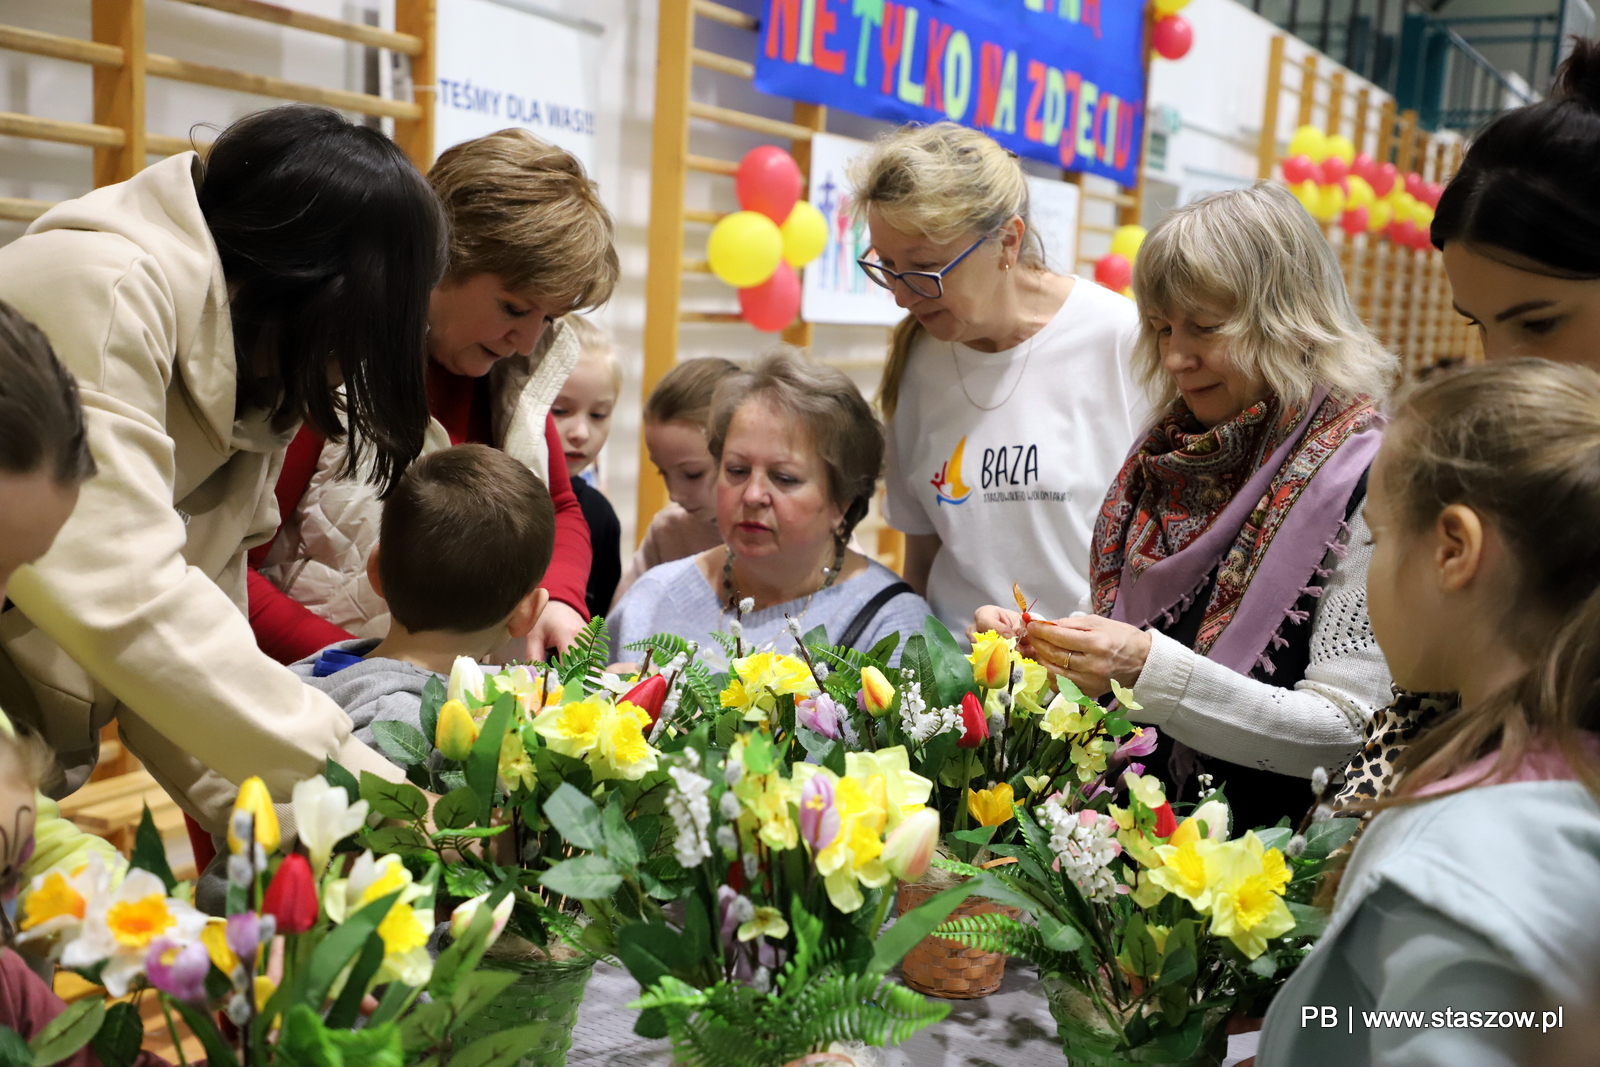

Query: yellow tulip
left=859, top=665, right=896, bottom=718
left=229, top=776, right=280, bottom=854
left=882, top=806, right=940, bottom=882
left=435, top=699, right=481, bottom=761
left=969, top=632, right=1012, bottom=690
left=967, top=783, right=1015, bottom=827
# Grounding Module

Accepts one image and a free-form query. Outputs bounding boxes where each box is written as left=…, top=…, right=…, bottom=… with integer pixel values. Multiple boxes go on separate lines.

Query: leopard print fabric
left=1332, top=689, right=1459, bottom=808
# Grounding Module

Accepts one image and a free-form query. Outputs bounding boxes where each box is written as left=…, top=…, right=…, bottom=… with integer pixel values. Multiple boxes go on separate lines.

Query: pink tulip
left=145, top=938, right=210, bottom=1002
left=796, top=693, right=843, bottom=740
left=799, top=774, right=840, bottom=853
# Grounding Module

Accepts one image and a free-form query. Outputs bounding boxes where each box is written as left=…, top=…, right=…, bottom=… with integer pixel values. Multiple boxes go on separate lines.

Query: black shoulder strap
left=837, top=582, right=916, bottom=650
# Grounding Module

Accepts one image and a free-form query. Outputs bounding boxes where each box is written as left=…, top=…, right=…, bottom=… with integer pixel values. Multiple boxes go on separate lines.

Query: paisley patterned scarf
left=1090, top=388, right=1383, bottom=676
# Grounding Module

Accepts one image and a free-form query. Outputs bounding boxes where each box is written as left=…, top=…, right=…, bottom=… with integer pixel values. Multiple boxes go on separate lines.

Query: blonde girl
left=851, top=122, right=1147, bottom=637
left=1259, top=359, right=1600, bottom=1066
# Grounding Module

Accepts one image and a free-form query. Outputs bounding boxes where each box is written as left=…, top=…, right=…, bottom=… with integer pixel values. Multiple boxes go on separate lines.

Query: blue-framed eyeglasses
left=857, top=234, right=989, bottom=300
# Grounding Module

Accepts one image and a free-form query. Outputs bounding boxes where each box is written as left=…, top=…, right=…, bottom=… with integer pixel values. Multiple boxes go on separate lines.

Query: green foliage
left=129, top=806, right=176, bottom=892
left=88, top=1003, right=142, bottom=1067
left=464, top=695, right=515, bottom=826
left=0, top=1026, right=31, bottom=1067
left=419, top=675, right=446, bottom=745
left=360, top=773, right=429, bottom=823
left=27, top=998, right=102, bottom=1067
left=542, top=783, right=604, bottom=850
left=324, top=757, right=361, bottom=802
left=370, top=720, right=433, bottom=765
left=935, top=911, right=1079, bottom=974
left=277, top=1005, right=403, bottom=1067
left=557, top=616, right=612, bottom=689
left=434, top=787, right=480, bottom=831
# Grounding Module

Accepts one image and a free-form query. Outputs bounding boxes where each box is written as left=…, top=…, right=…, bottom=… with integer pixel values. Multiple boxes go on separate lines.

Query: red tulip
left=262, top=853, right=318, bottom=934
left=957, top=692, right=989, bottom=749
left=620, top=674, right=669, bottom=726
left=1153, top=802, right=1179, bottom=839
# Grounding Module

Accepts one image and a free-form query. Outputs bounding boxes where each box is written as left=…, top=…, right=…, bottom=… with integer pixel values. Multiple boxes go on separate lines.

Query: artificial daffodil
left=15, top=854, right=115, bottom=955
left=58, top=868, right=207, bottom=996
left=720, top=652, right=815, bottom=723
left=967, top=782, right=1015, bottom=827
left=323, top=852, right=433, bottom=987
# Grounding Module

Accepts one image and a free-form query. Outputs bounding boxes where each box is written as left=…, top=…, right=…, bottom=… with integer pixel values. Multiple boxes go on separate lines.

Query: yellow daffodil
left=1209, top=871, right=1296, bottom=959
left=592, top=701, right=660, bottom=781
left=1110, top=679, right=1143, bottom=711
left=497, top=730, right=537, bottom=793
left=15, top=856, right=116, bottom=956
left=435, top=699, right=481, bottom=761
left=967, top=783, right=1015, bottom=827
left=793, top=766, right=892, bottom=913
left=1261, top=845, right=1291, bottom=895
left=737, top=906, right=790, bottom=942
left=1170, top=799, right=1231, bottom=848
left=1131, top=870, right=1168, bottom=907
left=324, top=852, right=432, bottom=987
left=721, top=652, right=815, bottom=722
left=228, top=776, right=280, bottom=854
left=843, top=748, right=932, bottom=830
left=1147, top=838, right=1216, bottom=909
left=533, top=698, right=605, bottom=758
left=736, top=771, right=799, bottom=851
left=499, top=665, right=563, bottom=716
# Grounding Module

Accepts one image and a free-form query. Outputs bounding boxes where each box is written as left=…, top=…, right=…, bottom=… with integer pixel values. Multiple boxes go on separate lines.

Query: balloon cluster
left=1151, top=0, right=1194, bottom=60
left=1093, top=225, right=1147, bottom=294
left=1278, top=124, right=1442, bottom=251
left=706, top=147, right=829, bottom=332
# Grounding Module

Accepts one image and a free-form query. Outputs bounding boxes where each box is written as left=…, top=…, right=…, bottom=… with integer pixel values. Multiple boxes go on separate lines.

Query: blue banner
left=753, top=0, right=1146, bottom=187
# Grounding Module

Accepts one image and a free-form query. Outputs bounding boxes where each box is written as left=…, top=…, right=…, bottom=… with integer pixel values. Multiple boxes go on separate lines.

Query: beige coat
left=0, top=153, right=400, bottom=830
left=257, top=323, right=579, bottom=637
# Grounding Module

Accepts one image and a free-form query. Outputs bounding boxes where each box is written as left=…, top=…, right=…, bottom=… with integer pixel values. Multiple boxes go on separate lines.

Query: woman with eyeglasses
left=850, top=122, right=1147, bottom=640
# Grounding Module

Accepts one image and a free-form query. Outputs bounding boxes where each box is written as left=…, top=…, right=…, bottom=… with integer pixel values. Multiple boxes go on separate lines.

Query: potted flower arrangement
left=932, top=769, right=1359, bottom=1066
left=10, top=775, right=533, bottom=1067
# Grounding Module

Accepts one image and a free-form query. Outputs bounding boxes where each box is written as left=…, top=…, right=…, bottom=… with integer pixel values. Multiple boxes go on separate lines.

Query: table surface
left=568, top=960, right=1261, bottom=1066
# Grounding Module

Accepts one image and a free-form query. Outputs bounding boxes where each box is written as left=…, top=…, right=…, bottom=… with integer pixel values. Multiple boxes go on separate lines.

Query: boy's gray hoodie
left=289, top=639, right=441, bottom=745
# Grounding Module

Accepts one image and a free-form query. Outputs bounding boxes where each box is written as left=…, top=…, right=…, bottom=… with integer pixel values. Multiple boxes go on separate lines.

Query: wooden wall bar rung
left=682, top=258, right=710, bottom=273
left=693, top=0, right=757, bottom=31
left=146, top=132, right=211, bottom=156
left=683, top=208, right=725, bottom=224
left=146, top=52, right=421, bottom=119
left=692, top=48, right=753, bottom=79
left=680, top=310, right=744, bottom=322
left=0, top=196, right=51, bottom=222
left=167, top=0, right=423, bottom=54
left=0, top=24, right=122, bottom=66
left=0, top=110, right=124, bottom=148
left=687, top=100, right=812, bottom=140
left=686, top=153, right=739, bottom=175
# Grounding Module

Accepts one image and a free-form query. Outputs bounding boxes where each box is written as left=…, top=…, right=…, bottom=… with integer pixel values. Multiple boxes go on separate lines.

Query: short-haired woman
left=610, top=352, right=932, bottom=666
left=251, top=128, right=620, bottom=662
left=1434, top=39, right=1600, bottom=365
left=979, top=183, right=1396, bottom=830
left=852, top=122, right=1147, bottom=638
left=0, top=106, right=444, bottom=823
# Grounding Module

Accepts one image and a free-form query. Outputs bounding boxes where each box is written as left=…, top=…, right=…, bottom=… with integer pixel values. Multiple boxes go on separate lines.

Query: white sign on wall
left=434, top=0, right=602, bottom=173
left=1024, top=175, right=1081, bottom=276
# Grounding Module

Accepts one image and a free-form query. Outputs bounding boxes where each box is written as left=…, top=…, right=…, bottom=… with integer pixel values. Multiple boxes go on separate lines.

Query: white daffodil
left=447, top=656, right=487, bottom=705
left=323, top=852, right=433, bottom=987
left=15, top=853, right=117, bottom=955
left=59, top=868, right=206, bottom=996
left=291, top=775, right=371, bottom=875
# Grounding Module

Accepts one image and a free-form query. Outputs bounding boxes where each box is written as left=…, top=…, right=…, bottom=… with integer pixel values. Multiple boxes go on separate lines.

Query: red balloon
left=1340, top=206, right=1369, bottom=235
left=1413, top=225, right=1435, bottom=251
left=1403, top=171, right=1425, bottom=200
left=1371, top=162, right=1398, bottom=198
left=1320, top=156, right=1349, bottom=184
left=1094, top=253, right=1133, bottom=291
left=1389, top=219, right=1419, bottom=247
left=739, top=261, right=800, bottom=332
left=1421, top=181, right=1443, bottom=209
left=1152, top=15, right=1193, bottom=60
left=1351, top=153, right=1378, bottom=184
left=735, top=147, right=803, bottom=224
left=1280, top=154, right=1316, bottom=184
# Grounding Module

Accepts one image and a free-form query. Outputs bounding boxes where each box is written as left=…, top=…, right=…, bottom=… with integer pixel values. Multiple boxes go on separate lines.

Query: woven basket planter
left=896, top=882, right=1018, bottom=999
left=452, top=954, right=595, bottom=1067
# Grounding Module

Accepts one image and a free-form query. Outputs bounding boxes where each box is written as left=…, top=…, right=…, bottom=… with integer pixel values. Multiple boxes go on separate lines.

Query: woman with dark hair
left=1434, top=38, right=1600, bottom=363
left=0, top=105, right=442, bottom=830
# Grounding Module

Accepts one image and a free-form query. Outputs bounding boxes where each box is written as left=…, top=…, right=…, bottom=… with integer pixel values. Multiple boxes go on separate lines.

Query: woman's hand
left=972, top=605, right=1029, bottom=643
left=1026, top=615, right=1152, bottom=698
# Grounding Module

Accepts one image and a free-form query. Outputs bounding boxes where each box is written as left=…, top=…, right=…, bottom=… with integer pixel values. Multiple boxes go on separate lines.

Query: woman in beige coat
left=0, top=105, right=443, bottom=829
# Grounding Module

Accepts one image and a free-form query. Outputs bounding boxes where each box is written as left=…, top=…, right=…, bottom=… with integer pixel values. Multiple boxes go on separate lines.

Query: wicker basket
left=896, top=882, right=1018, bottom=999
left=452, top=954, right=595, bottom=1067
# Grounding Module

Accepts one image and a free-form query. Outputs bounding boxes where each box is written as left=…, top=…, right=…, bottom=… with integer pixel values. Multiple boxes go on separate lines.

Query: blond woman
left=979, top=183, right=1397, bottom=831
left=253, top=129, right=619, bottom=663
left=852, top=122, right=1147, bottom=637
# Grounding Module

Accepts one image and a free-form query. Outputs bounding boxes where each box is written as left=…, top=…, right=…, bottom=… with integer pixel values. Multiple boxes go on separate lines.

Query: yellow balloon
left=707, top=211, right=784, bottom=288
left=1290, top=179, right=1321, bottom=214
left=1110, top=224, right=1147, bottom=262
left=1345, top=175, right=1374, bottom=209
left=1314, top=184, right=1345, bottom=223
left=1325, top=134, right=1356, bottom=165
left=780, top=200, right=828, bottom=268
left=1287, top=124, right=1328, bottom=163
left=1153, top=0, right=1192, bottom=15
left=1368, top=199, right=1394, bottom=232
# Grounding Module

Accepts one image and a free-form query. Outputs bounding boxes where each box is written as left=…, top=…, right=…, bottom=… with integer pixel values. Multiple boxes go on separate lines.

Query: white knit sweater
left=1129, top=503, right=1393, bottom=778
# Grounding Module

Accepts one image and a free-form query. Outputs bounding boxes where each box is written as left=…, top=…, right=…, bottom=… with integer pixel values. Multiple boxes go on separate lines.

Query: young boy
left=551, top=316, right=622, bottom=617
left=611, top=357, right=741, bottom=605
left=290, top=444, right=555, bottom=742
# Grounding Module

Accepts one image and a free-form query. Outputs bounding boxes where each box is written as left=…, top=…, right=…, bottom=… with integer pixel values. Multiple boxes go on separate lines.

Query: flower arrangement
left=11, top=775, right=531, bottom=1067
left=932, top=767, right=1359, bottom=1066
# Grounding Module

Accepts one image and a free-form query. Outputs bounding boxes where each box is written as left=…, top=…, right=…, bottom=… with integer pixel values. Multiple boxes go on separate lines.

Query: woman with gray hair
left=978, top=182, right=1397, bottom=830
left=610, top=351, right=931, bottom=667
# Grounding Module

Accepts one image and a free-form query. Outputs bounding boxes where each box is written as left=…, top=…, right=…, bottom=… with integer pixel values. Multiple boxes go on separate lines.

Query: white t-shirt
left=883, top=278, right=1148, bottom=636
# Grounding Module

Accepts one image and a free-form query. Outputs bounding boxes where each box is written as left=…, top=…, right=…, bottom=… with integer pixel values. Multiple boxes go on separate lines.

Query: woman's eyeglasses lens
left=860, top=262, right=942, bottom=299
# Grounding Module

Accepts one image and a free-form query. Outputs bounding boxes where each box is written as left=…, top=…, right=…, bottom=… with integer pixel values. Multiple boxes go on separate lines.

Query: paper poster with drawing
left=801, top=132, right=907, bottom=326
